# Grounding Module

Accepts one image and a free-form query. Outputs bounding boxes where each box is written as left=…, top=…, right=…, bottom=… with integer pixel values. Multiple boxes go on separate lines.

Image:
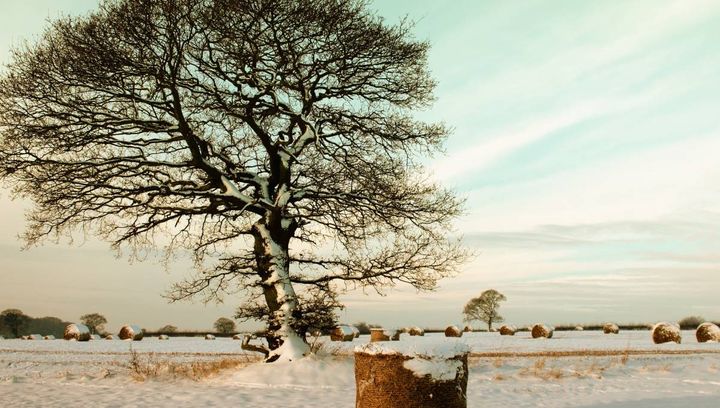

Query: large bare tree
left=0, top=0, right=465, bottom=361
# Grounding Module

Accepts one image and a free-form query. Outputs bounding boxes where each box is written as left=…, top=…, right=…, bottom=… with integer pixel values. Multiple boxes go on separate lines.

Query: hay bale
left=652, top=322, right=681, bottom=344
left=64, top=323, right=91, bottom=341
left=28, top=334, right=43, bottom=340
left=355, top=342, right=470, bottom=408
left=205, top=334, right=216, bottom=340
left=498, top=325, right=516, bottom=336
left=696, top=322, right=720, bottom=343
left=118, top=325, right=144, bottom=341
left=444, top=325, right=463, bottom=338
left=463, top=325, right=472, bottom=333
left=370, top=328, right=394, bottom=342
left=89, top=334, right=101, bottom=340
left=351, top=326, right=360, bottom=338
left=232, top=334, right=243, bottom=340
left=408, top=326, right=425, bottom=336
left=331, top=325, right=356, bottom=342
left=43, top=335, right=56, bottom=340
left=531, top=324, right=554, bottom=339
left=603, top=323, right=619, bottom=334
left=575, top=326, right=584, bottom=331
left=104, top=334, right=117, bottom=340
left=20, top=335, right=29, bottom=340
left=158, top=334, right=169, bottom=340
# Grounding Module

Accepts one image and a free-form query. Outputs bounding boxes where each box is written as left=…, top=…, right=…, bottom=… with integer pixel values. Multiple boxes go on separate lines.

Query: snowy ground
left=1, top=331, right=719, bottom=407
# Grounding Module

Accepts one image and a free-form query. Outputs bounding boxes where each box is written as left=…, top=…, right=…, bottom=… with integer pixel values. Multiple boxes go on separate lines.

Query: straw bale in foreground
left=355, top=351, right=468, bottom=408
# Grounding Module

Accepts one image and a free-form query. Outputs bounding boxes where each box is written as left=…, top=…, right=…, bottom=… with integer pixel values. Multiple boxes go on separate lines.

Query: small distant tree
left=463, top=289, right=506, bottom=331
left=1, top=309, right=30, bottom=338
left=80, top=313, right=108, bottom=335
left=158, top=324, right=178, bottom=333
left=214, top=317, right=236, bottom=334
left=678, top=316, right=705, bottom=330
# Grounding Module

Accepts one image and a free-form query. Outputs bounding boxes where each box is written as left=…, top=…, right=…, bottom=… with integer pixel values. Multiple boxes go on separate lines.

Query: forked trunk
left=252, top=217, right=309, bottom=362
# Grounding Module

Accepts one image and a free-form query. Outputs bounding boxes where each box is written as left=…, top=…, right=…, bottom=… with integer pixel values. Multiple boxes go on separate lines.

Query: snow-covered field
left=2, top=331, right=719, bottom=407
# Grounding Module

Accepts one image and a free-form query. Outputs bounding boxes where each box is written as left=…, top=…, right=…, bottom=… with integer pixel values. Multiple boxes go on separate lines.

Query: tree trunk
left=252, top=217, right=309, bottom=362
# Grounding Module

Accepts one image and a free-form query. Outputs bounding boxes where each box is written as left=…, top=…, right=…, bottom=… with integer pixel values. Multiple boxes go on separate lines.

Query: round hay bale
left=205, top=334, right=216, bottom=340
left=118, top=325, right=143, bottom=341
left=104, top=334, right=117, bottom=340
left=89, top=334, right=101, bottom=340
left=354, top=342, right=470, bottom=408
left=444, top=325, right=463, bottom=338
left=408, top=326, right=425, bottom=336
left=43, top=335, right=56, bottom=340
left=28, top=334, right=43, bottom=340
left=232, top=334, right=243, bottom=340
left=575, top=326, right=584, bottom=331
left=331, top=325, right=356, bottom=342
left=64, top=323, right=91, bottom=341
left=391, top=329, right=401, bottom=341
left=696, top=322, right=720, bottom=343
left=370, top=328, right=391, bottom=342
left=498, top=325, right=516, bottom=336
left=463, top=325, right=472, bottom=333
left=158, top=334, right=169, bottom=340
left=531, top=324, right=554, bottom=339
left=603, top=323, right=619, bottom=334
left=652, top=322, right=681, bottom=344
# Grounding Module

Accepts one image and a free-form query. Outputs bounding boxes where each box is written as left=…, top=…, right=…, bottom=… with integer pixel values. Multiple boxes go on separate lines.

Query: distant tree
left=1, top=309, right=30, bottom=338
left=214, top=317, right=236, bottom=334
left=353, top=322, right=382, bottom=335
left=0, top=0, right=466, bottom=362
left=80, top=313, right=108, bottom=335
left=27, top=316, right=71, bottom=338
left=678, top=316, right=705, bottom=330
left=463, top=289, right=507, bottom=331
left=158, top=325, right=178, bottom=333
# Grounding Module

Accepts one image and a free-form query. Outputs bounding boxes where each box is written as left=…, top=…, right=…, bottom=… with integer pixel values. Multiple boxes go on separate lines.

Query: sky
left=1, top=0, right=720, bottom=332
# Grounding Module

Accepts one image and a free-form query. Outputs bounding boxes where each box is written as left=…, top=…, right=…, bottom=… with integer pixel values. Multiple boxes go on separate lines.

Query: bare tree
left=463, top=289, right=506, bottom=331
left=0, top=0, right=466, bottom=361
left=80, top=313, right=108, bottom=335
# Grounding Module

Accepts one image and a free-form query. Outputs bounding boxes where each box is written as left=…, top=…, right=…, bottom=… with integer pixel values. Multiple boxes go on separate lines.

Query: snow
left=2, top=332, right=720, bottom=407
left=355, top=337, right=470, bottom=358
left=267, top=332, right=310, bottom=362
left=402, top=357, right=464, bottom=381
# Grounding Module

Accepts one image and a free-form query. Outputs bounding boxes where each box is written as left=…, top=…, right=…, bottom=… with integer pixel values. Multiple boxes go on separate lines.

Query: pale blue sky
left=1, top=0, right=719, bottom=331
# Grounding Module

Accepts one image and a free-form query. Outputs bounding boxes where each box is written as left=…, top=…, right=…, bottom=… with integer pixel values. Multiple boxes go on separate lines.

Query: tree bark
left=252, top=216, right=309, bottom=361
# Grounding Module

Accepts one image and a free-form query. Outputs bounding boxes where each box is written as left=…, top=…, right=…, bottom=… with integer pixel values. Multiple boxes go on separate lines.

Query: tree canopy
left=80, top=313, right=108, bottom=334
left=0, top=0, right=466, bottom=361
left=213, top=317, right=236, bottom=334
left=1, top=309, right=30, bottom=338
